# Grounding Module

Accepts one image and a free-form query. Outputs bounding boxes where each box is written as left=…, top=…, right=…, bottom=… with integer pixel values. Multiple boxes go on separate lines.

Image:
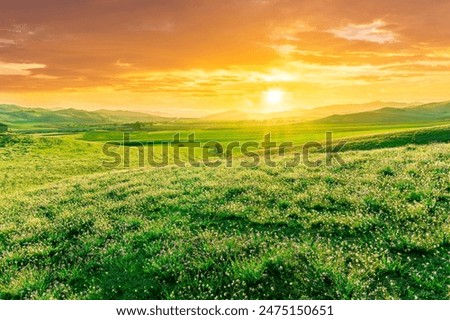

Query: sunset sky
left=1, top=0, right=450, bottom=115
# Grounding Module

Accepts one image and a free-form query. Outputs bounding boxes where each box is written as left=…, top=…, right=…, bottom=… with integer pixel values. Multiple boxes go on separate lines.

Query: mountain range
left=202, top=101, right=419, bottom=121
left=0, top=101, right=449, bottom=127
left=0, top=105, right=168, bottom=125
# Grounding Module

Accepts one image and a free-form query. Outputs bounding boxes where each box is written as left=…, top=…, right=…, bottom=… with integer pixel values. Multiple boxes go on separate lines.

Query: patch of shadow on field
left=339, top=126, right=450, bottom=151
left=364, top=244, right=450, bottom=299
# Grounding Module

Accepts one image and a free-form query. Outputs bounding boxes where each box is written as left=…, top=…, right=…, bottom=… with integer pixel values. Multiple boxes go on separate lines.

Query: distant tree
left=0, top=123, right=8, bottom=133
left=131, top=122, right=142, bottom=130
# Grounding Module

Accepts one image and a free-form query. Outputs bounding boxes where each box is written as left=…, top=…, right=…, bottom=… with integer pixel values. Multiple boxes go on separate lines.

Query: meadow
left=83, top=121, right=450, bottom=167
left=81, top=121, right=447, bottom=144
left=0, top=122, right=449, bottom=299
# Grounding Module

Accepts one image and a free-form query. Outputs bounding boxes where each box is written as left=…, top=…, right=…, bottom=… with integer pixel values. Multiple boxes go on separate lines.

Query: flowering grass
left=0, top=131, right=448, bottom=299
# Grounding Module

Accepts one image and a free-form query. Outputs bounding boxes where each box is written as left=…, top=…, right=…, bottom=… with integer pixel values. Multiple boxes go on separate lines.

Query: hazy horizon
left=1, top=99, right=442, bottom=119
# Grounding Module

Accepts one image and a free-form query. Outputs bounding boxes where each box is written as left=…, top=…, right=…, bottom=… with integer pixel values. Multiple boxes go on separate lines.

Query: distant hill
left=203, top=101, right=417, bottom=121
left=0, top=104, right=170, bottom=126
left=278, top=101, right=417, bottom=121
left=2, top=100, right=445, bottom=126
left=94, top=109, right=168, bottom=122
left=202, top=109, right=252, bottom=121
left=315, top=101, right=450, bottom=124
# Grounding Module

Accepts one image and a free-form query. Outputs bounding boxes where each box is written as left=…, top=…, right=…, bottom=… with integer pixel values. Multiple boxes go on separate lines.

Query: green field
left=0, top=121, right=449, bottom=299
left=80, top=121, right=448, bottom=144
left=80, top=122, right=450, bottom=167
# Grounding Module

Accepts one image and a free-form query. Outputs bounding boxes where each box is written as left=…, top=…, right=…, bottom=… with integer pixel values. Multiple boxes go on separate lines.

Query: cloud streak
left=329, top=20, right=398, bottom=44
left=0, top=62, right=45, bottom=76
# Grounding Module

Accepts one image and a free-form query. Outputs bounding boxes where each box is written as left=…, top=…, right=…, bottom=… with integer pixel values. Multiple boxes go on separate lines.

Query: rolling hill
left=93, top=109, right=168, bottom=122
left=315, top=101, right=450, bottom=124
left=0, top=131, right=448, bottom=299
left=338, top=124, right=450, bottom=151
left=0, top=104, right=170, bottom=126
left=202, top=109, right=252, bottom=121
left=1, top=100, right=447, bottom=127
left=203, top=101, right=418, bottom=121
left=278, top=101, right=417, bottom=121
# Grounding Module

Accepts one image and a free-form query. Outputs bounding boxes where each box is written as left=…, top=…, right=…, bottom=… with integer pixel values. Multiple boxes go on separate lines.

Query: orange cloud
left=329, top=20, right=398, bottom=44
left=0, top=61, right=45, bottom=75
left=0, top=0, right=449, bottom=112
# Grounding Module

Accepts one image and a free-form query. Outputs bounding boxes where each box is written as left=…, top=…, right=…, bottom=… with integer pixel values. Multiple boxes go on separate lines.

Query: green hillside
left=0, top=104, right=169, bottom=127
left=0, top=105, right=105, bottom=125
left=339, top=125, right=450, bottom=151
left=0, top=129, right=449, bottom=299
left=0, top=135, right=109, bottom=193
left=316, top=101, right=450, bottom=124
left=94, top=109, right=168, bottom=123
left=1, top=101, right=449, bottom=129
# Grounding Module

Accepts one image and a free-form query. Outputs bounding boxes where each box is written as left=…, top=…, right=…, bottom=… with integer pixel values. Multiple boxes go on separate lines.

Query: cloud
left=0, top=39, right=16, bottom=47
left=270, top=20, right=315, bottom=41
left=1, top=1, right=450, bottom=109
left=269, top=44, right=298, bottom=55
left=0, top=62, right=45, bottom=75
left=329, top=20, right=398, bottom=44
left=32, top=74, right=58, bottom=79
left=115, top=60, right=132, bottom=67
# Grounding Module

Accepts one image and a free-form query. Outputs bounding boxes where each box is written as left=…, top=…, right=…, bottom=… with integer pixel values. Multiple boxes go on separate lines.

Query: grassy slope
left=0, top=104, right=169, bottom=128
left=339, top=124, right=450, bottom=151
left=316, top=101, right=450, bottom=124
left=1, top=124, right=447, bottom=195
left=0, top=135, right=111, bottom=194
left=0, top=105, right=107, bottom=125
left=0, top=132, right=449, bottom=299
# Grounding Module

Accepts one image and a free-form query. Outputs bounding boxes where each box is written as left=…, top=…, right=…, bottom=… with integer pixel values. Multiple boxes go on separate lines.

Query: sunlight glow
left=265, top=89, right=284, bottom=104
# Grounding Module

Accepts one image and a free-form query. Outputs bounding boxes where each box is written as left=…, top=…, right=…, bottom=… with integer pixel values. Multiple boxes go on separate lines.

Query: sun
left=265, top=89, right=284, bottom=104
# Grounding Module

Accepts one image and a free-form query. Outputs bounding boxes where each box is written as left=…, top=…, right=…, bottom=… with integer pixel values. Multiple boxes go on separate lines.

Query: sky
left=1, top=0, right=450, bottom=115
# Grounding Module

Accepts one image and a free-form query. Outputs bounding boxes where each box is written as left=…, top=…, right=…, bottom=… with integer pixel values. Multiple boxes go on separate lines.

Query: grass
left=80, top=122, right=446, bottom=145
left=0, top=126, right=449, bottom=299
left=79, top=123, right=450, bottom=166
left=0, top=135, right=110, bottom=194
left=340, top=125, right=450, bottom=151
